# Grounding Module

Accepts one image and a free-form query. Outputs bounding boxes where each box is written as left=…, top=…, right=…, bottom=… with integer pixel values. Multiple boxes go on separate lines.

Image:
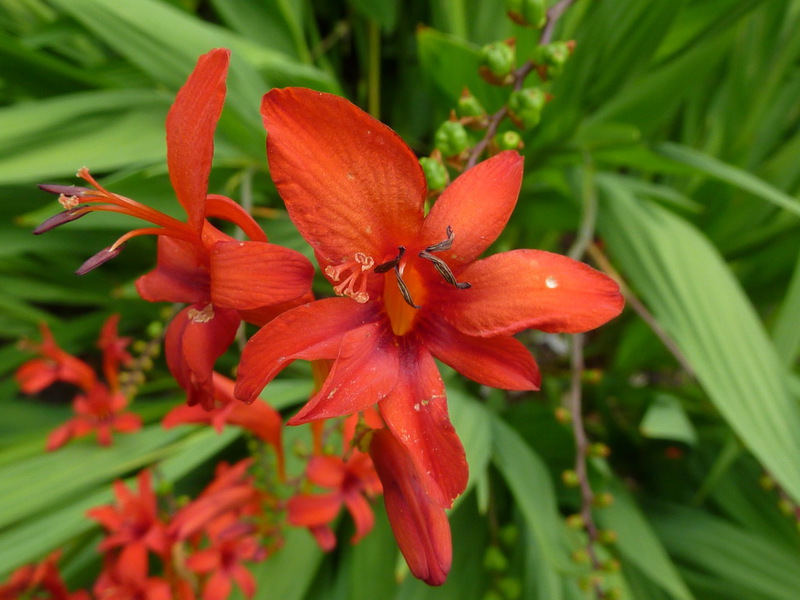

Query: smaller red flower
left=162, top=373, right=285, bottom=479
left=287, top=450, right=382, bottom=550
left=16, top=322, right=95, bottom=394
left=93, top=555, right=172, bottom=600
left=87, top=470, right=171, bottom=579
left=0, top=551, right=90, bottom=600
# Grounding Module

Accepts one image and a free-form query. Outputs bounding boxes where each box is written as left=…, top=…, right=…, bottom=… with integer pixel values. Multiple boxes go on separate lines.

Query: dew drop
left=545, top=276, right=558, bottom=289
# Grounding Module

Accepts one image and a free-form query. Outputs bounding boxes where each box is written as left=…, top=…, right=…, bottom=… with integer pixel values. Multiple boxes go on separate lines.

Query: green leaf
left=771, top=247, right=800, bottom=366
left=598, top=179, right=800, bottom=504
left=639, top=394, right=698, bottom=446
left=655, top=141, right=800, bottom=217
left=597, top=481, right=695, bottom=600
left=348, top=0, right=398, bottom=31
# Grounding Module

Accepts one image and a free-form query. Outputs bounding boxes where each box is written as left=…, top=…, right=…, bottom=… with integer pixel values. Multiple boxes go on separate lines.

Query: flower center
left=325, top=252, right=375, bottom=303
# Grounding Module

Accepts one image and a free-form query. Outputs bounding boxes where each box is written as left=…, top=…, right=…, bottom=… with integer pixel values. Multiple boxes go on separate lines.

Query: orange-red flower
left=17, top=317, right=142, bottom=451
left=0, top=551, right=90, bottom=600
left=232, top=88, right=623, bottom=583
left=234, top=88, right=623, bottom=506
left=36, top=49, right=314, bottom=409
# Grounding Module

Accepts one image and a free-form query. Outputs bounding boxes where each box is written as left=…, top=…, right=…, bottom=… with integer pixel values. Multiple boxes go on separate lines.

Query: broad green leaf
left=598, top=180, right=800, bottom=504
left=449, top=388, right=492, bottom=500
left=771, top=247, right=800, bottom=365
left=491, top=415, right=573, bottom=571
left=649, top=503, right=800, bottom=600
left=655, top=142, right=800, bottom=217
left=639, top=394, right=698, bottom=446
left=597, top=481, right=695, bottom=600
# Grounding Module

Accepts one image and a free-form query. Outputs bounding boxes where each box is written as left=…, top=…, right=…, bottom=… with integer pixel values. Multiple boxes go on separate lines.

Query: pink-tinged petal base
left=235, top=298, right=371, bottom=404
left=166, top=304, right=241, bottom=409
left=262, top=87, right=426, bottom=262
left=378, top=344, right=467, bottom=509
left=369, top=428, right=452, bottom=586
left=421, top=151, right=523, bottom=265
left=440, top=249, right=624, bottom=337
left=421, top=318, right=541, bottom=390
left=210, top=240, right=314, bottom=310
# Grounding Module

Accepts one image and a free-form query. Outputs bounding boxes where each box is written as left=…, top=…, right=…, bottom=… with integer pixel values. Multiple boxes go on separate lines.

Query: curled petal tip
left=33, top=208, right=89, bottom=235
left=76, top=244, right=126, bottom=275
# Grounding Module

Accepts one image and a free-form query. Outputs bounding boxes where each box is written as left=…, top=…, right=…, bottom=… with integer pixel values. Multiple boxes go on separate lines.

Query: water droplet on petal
left=545, top=276, right=558, bottom=289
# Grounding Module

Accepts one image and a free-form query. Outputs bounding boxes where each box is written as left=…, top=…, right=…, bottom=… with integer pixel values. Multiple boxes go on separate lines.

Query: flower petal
left=135, top=236, right=209, bottom=304
left=261, top=87, right=425, bottom=263
left=235, top=298, right=371, bottom=404
left=378, top=345, right=467, bottom=508
left=165, top=304, right=241, bottom=409
left=343, top=491, right=375, bottom=544
left=287, top=493, right=342, bottom=527
left=167, top=48, right=229, bottom=231
left=209, top=240, right=314, bottom=310
left=288, top=322, right=399, bottom=424
left=421, top=151, right=523, bottom=264
left=369, top=428, right=452, bottom=586
left=439, top=249, right=624, bottom=337
left=420, top=318, right=541, bottom=390
left=305, top=455, right=346, bottom=488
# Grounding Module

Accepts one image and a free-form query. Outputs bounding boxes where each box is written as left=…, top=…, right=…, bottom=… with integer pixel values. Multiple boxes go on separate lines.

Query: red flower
left=16, top=322, right=95, bottom=394
left=287, top=450, right=382, bottom=550
left=36, top=49, right=314, bottom=409
left=163, top=373, right=285, bottom=479
left=234, top=88, right=624, bottom=516
left=87, top=470, right=171, bottom=578
left=93, top=555, right=172, bottom=600
left=0, top=551, right=90, bottom=600
left=17, top=316, right=142, bottom=450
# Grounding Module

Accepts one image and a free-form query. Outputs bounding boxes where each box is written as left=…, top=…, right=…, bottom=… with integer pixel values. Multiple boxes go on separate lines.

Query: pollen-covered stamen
left=374, top=247, right=419, bottom=308
left=325, top=252, right=375, bottom=303
left=419, top=226, right=471, bottom=289
left=188, top=304, right=215, bottom=323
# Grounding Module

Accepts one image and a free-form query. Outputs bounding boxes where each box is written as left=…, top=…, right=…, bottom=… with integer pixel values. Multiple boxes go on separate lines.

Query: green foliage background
left=2, top=0, right=800, bottom=598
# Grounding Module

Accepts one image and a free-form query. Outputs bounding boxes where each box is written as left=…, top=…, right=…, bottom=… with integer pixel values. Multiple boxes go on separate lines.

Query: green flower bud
left=498, top=524, right=519, bottom=546
left=507, top=87, right=546, bottom=129
left=481, top=41, right=516, bottom=78
left=497, top=577, right=522, bottom=600
left=562, top=469, right=580, bottom=487
left=505, top=0, right=547, bottom=28
left=434, top=120, right=469, bottom=157
left=457, top=90, right=486, bottom=118
left=593, top=491, right=615, bottom=508
left=419, top=157, right=449, bottom=191
left=483, top=545, right=509, bottom=572
left=566, top=513, right=585, bottom=529
left=494, top=130, right=523, bottom=151
left=588, top=442, right=611, bottom=458
left=598, top=529, right=618, bottom=545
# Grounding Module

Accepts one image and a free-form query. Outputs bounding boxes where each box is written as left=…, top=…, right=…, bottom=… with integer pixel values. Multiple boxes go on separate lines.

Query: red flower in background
left=0, top=551, right=90, bottom=600
left=36, top=49, right=314, bottom=409
left=16, top=316, right=142, bottom=451
left=232, top=88, right=623, bottom=583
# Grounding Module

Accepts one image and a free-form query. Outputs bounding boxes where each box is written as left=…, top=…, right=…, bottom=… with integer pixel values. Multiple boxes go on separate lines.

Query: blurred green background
left=2, top=0, right=800, bottom=598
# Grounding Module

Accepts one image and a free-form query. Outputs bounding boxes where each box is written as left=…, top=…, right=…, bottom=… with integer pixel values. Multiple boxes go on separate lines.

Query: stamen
left=75, top=244, right=126, bottom=275
left=188, top=304, right=215, bottom=323
left=374, top=246, right=406, bottom=273
left=325, top=252, right=375, bottom=303
left=374, top=247, right=419, bottom=308
left=33, top=207, right=91, bottom=235
left=59, top=194, right=80, bottom=210
left=419, top=226, right=471, bottom=290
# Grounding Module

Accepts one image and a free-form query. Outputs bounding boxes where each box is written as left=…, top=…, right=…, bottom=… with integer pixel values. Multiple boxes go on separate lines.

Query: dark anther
left=419, top=226, right=471, bottom=290
left=374, top=246, right=419, bottom=308
left=76, top=244, right=126, bottom=275
left=374, top=246, right=406, bottom=273
left=38, top=184, right=90, bottom=196
left=33, top=207, right=90, bottom=235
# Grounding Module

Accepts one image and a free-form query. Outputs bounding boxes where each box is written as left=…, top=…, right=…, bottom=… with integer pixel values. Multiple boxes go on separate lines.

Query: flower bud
left=434, top=120, right=469, bottom=157
left=588, top=442, right=611, bottom=458
left=507, top=87, right=546, bottom=129
left=498, top=524, right=519, bottom=546
left=593, top=491, right=614, bottom=508
left=494, top=130, right=523, bottom=151
left=481, top=41, right=516, bottom=78
left=505, top=0, right=547, bottom=28
left=597, top=529, right=618, bottom=545
left=561, top=469, right=580, bottom=487
left=497, top=577, right=522, bottom=600
left=457, top=89, right=486, bottom=118
left=420, top=157, right=449, bottom=191
left=483, top=545, right=508, bottom=572
left=566, top=513, right=585, bottom=529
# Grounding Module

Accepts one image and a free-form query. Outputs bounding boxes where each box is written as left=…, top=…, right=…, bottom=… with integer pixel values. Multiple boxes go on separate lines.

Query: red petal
left=135, top=235, right=209, bottom=303
left=113, top=413, right=143, bottom=433
left=235, top=298, right=370, bottom=404
left=288, top=322, right=399, bottom=424
left=46, top=422, right=74, bottom=451
left=203, top=572, right=232, bottom=600
left=166, top=48, right=229, bottom=231
left=165, top=305, right=240, bottom=409
left=378, top=345, right=467, bottom=508
left=209, top=240, right=314, bottom=310
left=421, top=151, right=523, bottom=265
left=261, top=88, right=425, bottom=263
left=231, top=564, right=257, bottom=599
left=439, top=249, right=624, bottom=337
left=343, top=492, right=375, bottom=543
left=369, top=428, right=452, bottom=586
left=420, top=318, right=540, bottom=390
left=305, top=455, right=345, bottom=488
left=287, top=493, right=342, bottom=527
